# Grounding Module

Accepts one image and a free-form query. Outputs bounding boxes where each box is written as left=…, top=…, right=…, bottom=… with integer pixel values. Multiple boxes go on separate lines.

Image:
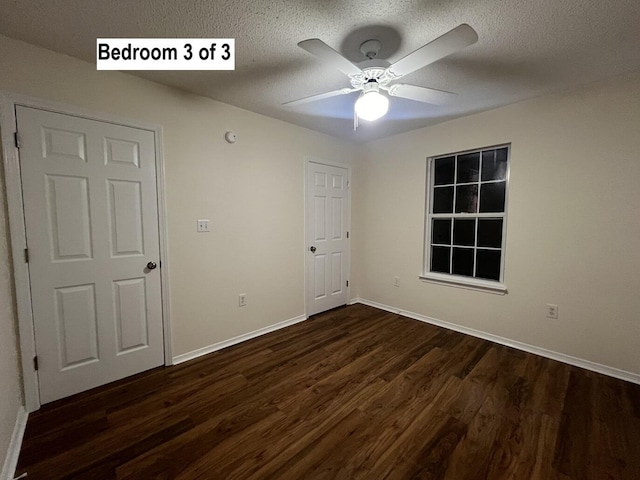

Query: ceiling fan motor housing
left=362, top=80, right=381, bottom=93
left=349, top=66, right=393, bottom=90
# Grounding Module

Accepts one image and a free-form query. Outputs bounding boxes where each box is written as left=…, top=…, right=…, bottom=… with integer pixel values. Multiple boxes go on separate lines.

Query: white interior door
left=17, top=106, right=164, bottom=404
left=306, top=161, right=350, bottom=316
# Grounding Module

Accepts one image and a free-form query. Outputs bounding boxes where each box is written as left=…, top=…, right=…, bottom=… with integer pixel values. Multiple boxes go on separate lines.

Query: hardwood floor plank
left=15, top=304, right=640, bottom=480
left=530, top=414, right=569, bottom=480
left=327, top=375, right=461, bottom=479
left=441, top=366, right=524, bottom=479
left=439, top=346, right=500, bottom=424
left=249, top=408, right=372, bottom=480
left=588, top=375, right=640, bottom=480
left=485, top=410, right=543, bottom=479
left=17, top=409, right=108, bottom=467
left=29, top=416, right=194, bottom=479
left=372, top=407, right=461, bottom=480
left=554, top=369, right=594, bottom=479
left=107, top=372, right=248, bottom=426
left=359, top=346, right=449, bottom=416
left=238, top=379, right=390, bottom=480
left=527, top=357, right=571, bottom=417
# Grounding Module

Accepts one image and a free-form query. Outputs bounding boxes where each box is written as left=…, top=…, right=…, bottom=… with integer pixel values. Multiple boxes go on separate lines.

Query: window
left=422, top=145, right=510, bottom=293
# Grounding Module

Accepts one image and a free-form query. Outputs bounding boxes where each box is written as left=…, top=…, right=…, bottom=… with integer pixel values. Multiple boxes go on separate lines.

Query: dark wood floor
left=16, top=304, right=640, bottom=479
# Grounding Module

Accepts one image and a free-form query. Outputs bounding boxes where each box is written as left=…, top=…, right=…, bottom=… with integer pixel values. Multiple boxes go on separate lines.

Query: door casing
left=0, top=93, right=172, bottom=412
left=304, top=157, right=352, bottom=317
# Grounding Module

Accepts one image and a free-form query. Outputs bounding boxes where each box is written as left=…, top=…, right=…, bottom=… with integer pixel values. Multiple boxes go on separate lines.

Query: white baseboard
left=352, top=298, right=640, bottom=385
left=1, top=406, right=27, bottom=480
left=172, top=314, right=308, bottom=365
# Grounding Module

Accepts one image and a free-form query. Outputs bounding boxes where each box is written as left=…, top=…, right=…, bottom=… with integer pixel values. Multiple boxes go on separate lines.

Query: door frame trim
left=0, top=93, right=173, bottom=412
left=303, top=157, right=351, bottom=317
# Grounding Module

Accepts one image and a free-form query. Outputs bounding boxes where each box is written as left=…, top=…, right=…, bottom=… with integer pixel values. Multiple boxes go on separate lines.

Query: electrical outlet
left=239, top=293, right=247, bottom=307
left=393, top=276, right=400, bottom=287
left=546, top=304, right=558, bottom=319
left=197, top=219, right=210, bottom=232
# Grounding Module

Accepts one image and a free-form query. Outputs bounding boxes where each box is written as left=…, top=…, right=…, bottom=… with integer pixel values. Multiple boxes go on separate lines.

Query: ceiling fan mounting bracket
left=359, top=39, right=381, bottom=59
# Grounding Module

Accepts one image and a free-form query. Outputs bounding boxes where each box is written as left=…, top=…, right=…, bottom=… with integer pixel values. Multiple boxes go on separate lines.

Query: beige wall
left=0, top=35, right=358, bottom=357
left=0, top=34, right=350, bottom=463
left=0, top=144, right=22, bottom=475
left=353, top=73, right=640, bottom=375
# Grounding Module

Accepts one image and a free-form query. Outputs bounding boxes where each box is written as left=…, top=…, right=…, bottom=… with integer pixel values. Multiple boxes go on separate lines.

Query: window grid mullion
left=432, top=242, right=501, bottom=251
left=449, top=217, right=454, bottom=274
left=470, top=218, right=476, bottom=278
left=431, top=212, right=506, bottom=219
left=452, top=154, right=458, bottom=216
left=472, top=153, right=482, bottom=277
left=450, top=154, right=458, bottom=274
left=477, top=150, right=483, bottom=215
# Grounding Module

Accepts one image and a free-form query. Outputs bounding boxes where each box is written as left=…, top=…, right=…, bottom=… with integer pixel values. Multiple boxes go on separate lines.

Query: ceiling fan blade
left=388, top=24, right=478, bottom=78
left=298, top=39, right=362, bottom=76
left=388, top=84, right=457, bottom=105
left=283, top=88, right=357, bottom=107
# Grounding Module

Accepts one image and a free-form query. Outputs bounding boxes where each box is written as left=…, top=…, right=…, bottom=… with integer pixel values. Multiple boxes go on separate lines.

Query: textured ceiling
left=1, top=0, right=639, bottom=142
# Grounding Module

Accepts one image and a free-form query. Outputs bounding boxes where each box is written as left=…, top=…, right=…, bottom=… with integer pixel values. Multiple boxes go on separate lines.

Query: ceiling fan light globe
left=355, top=91, right=389, bottom=121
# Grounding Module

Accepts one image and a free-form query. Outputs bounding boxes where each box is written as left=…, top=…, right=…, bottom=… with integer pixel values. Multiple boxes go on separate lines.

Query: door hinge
left=346, top=280, right=349, bottom=287
left=347, top=180, right=350, bottom=188
left=14, top=131, right=21, bottom=149
left=346, top=231, right=349, bottom=239
left=24, top=248, right=29, bottom=263
left=33, top=356, right=38, bottom=371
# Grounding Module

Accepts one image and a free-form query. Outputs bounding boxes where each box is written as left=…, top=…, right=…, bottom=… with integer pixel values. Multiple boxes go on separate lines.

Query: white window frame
left=420, top=143, right=511, bottom=294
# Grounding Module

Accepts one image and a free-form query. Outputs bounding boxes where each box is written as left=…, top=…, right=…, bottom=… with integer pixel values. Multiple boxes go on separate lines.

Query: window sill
left=419, top=273, right=508, bottom=295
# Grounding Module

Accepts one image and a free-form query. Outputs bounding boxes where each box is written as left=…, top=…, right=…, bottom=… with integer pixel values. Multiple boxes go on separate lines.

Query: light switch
left=197, top=219, right=210, bottom=232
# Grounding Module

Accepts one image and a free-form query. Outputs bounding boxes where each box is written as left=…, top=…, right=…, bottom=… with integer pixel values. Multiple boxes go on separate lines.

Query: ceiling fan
left=284, top=24, right=478, bottom=128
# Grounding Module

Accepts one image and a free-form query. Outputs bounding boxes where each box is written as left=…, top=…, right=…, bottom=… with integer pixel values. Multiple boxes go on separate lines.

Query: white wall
left=353, top=73, right=640, bottom=376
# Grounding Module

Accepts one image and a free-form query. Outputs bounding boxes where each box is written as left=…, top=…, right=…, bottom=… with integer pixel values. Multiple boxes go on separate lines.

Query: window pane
left=481, top=148, right=508, bottom=181
left=433, top=186, right=454, bottom=213
left=455, top=184, right=478, bottom=213
left=434, top=156, right=455, bottom=185
left=456, top=152, right=480, bottom=183
left=453, top=219, right=476, bottom=246
left=452, top=248, right=474, bottom=277
left=431, top=246, right=450, bottom=274
left=479, top=182, right=506, bottom=213
left=476, top=249, right=501, bottom=281
left=496, top=147, right=508, bottom=165
left=477, top=218, right=503, bottom=248
left=432, top=219, right=452, bottom=245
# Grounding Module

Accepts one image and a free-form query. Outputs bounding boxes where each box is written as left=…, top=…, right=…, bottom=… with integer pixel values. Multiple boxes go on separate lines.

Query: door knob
left=146, top=261, right=157, bottom=270
left=309, top=246, right=316, bottom=253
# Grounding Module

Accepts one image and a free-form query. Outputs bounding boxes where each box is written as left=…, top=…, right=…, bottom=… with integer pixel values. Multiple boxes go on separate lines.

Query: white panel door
left=17, top=106, right=164, bottom=404
left=306, top=161, right=349, bottom=316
